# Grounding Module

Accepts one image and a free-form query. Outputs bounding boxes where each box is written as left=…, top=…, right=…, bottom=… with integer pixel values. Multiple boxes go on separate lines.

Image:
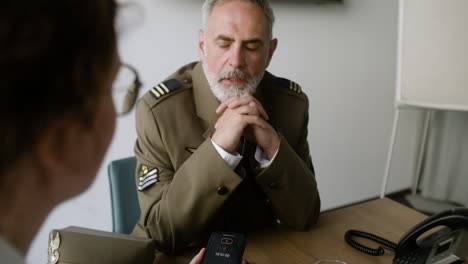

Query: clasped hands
left=212, top=93, right=280, bottom=160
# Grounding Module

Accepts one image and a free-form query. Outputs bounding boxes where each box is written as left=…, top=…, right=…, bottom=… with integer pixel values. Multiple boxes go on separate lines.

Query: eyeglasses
left=112, top=63, right=142, bottom=115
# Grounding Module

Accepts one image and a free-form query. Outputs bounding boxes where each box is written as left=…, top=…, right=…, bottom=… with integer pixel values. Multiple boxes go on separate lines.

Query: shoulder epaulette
left=277, top=77, right=302, bottom=94
left=149, top=79, right=181, bottom=100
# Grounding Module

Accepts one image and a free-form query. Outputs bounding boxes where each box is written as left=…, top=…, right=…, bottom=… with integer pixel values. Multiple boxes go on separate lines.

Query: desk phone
left=345, top=207, right=468, bottom=264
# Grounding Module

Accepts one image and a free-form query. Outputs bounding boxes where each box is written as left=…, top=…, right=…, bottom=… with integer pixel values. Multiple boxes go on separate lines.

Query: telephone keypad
left=393, top=248, right=428, bottom=264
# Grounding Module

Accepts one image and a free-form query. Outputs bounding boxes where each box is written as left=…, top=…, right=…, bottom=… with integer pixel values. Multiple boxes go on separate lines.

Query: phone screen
left=201, top=231, right=246, bottom=264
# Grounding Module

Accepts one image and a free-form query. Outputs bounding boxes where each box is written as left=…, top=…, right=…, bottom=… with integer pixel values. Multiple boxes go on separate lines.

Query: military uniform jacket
left=132, top=62, right=320, bottom=254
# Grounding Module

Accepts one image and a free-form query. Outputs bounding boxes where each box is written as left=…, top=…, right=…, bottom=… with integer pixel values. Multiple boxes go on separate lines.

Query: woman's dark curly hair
left=0, top=0, right=117, bottom=177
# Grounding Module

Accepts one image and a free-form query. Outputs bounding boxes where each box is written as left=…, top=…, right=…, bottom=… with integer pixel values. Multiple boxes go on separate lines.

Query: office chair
left=108, top=156, right=140, bottom=234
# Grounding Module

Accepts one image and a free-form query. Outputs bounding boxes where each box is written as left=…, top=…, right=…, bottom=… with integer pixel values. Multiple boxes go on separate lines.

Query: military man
left=133, top=0, right=321, bottom=254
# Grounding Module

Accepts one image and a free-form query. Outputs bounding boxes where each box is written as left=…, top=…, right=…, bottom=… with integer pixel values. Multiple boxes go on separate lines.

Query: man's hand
left=216, top=93, right=269, bottom=121
left=214, top=93, right=280, bottom=159
left=189, top=248, right=206, bottom=264
left=212, top=98, right=267, bottom=154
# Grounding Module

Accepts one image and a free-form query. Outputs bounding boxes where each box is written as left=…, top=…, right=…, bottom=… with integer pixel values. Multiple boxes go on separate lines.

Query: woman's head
left=0, top=0, right=118, bottom=200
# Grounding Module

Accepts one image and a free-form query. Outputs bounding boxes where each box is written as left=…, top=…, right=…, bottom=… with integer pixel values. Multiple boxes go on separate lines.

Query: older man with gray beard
left=132, top=0, right=321, bottom=254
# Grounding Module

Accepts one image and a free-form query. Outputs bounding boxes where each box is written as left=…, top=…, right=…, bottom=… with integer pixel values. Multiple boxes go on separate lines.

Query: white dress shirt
left=211, top=140, right=279, bottom=169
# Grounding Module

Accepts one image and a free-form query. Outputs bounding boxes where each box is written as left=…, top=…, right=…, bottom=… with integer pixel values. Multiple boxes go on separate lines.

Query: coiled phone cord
left=344, top=229, right=398, bottom=256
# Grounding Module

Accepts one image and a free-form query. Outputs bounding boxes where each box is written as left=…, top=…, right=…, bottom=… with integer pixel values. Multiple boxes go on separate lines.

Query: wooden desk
left=155, top=198, right=431, bottom=264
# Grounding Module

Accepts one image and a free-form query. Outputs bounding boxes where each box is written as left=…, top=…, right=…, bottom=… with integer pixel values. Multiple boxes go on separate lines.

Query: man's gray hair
left=202, top=0, right=275, bottom=40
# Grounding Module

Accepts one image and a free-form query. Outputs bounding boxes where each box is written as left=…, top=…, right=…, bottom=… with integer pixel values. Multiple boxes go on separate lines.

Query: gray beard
left=202, top=61, right=264, bottom=102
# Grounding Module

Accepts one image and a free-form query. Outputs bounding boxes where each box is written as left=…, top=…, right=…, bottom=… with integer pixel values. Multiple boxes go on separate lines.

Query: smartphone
left=201, top=231, right=247, bottom=264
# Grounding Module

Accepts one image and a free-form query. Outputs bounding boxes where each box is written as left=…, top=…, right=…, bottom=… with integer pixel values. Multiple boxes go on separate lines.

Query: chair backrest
left=108, top=156, right=140, bottom=234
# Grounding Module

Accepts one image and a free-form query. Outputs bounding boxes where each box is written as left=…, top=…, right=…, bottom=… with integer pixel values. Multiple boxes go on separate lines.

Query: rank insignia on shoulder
left=288, top=80, right=302, bottom=94
left=278, top=78, right=302, bottom=94
left=185, top=147, right=197, bottom=154
left=138, top=168, right=159, bottom=191
left=150, top=79, right=181, bottom=100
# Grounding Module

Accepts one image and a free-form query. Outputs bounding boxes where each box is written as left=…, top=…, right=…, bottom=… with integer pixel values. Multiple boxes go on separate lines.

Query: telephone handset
left=345, top=207, right=468, bottom=264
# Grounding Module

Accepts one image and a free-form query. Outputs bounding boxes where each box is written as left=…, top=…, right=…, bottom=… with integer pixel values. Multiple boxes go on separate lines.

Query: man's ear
left=266, top=38, right=278, bottom=67
left=198, top=29, right=206, bottom=60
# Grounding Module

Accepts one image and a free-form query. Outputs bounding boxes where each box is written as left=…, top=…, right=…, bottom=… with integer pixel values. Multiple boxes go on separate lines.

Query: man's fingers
left=216, top=94, right=253, bottom=114
left=234, top=104, right=259, bottom=116
left=216, top=104, right=227, bottom=114
left=216, top=102, right=229, bottom=114
left=218, top=96, right=269, bottom=120
left=219, top=107, right=269, bottom=129
left=243, top=115, right=267, bottom=129
left=216, top=96, right=239, bottom=114
left=232, top=101, right=268, bottom=120
left=189, top=248, right=206, bottom=264
left=227, top=93, right=258, bottom=109
left=249, top=101, right=269, bottom=120
left=231, top=95, right=268, bottom=120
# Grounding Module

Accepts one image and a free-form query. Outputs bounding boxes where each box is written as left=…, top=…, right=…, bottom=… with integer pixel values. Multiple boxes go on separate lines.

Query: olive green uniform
left=132, top=61, right=320, bottom=254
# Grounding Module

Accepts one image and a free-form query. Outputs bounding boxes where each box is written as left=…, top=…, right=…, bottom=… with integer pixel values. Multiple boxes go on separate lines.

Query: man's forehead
left=206, top=25, right=267, bottom=40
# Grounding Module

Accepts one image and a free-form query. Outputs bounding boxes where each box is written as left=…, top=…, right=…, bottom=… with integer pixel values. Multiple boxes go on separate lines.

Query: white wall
left=27, top=0, right=424, bottom=262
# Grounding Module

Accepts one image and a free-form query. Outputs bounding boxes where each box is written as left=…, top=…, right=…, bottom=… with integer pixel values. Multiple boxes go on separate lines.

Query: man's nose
left=228, top=46, right=245, bottom=69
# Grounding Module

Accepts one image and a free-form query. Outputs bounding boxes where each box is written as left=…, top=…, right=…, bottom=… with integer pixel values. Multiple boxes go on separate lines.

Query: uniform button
left=217, top=186, right=228, bottom=195
left=268, top=182, right=279, bottom=189
left=183, top=78, right=192, bottom=84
